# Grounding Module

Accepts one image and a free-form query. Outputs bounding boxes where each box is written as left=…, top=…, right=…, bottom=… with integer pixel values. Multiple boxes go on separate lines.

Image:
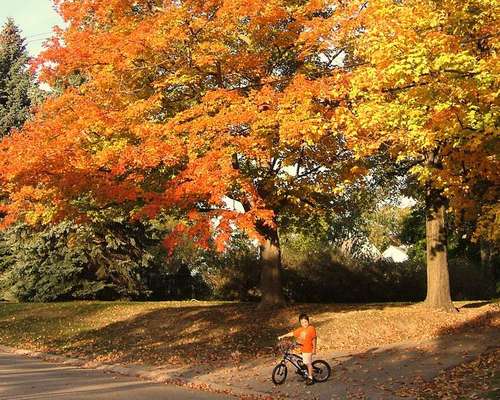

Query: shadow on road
left=0, top=353, right=231, bottom=400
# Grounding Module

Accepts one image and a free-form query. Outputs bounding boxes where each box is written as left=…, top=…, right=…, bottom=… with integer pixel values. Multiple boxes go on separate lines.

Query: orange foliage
left=1, top=0, right=496, bottom=247
left=1, top=0, right=361, bottom=249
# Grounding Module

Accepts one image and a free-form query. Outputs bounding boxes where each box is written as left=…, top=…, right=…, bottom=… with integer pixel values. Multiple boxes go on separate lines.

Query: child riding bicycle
left=278, top=313, right=317, bottom=385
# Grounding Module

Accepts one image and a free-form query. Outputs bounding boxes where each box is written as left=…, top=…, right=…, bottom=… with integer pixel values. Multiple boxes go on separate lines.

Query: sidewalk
left=2, top=327, right=499, bottom=399
left=195, top=327, right=499, bottom=399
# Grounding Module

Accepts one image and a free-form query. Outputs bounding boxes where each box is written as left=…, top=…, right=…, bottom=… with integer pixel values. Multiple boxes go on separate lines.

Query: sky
left=0, top=0, right=65, bottom=56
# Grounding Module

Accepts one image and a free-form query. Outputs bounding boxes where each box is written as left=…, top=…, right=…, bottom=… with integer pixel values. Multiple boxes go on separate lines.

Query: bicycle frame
left=273, top=342, right=331, bottom=385
left=280, top=349, right=308, bottom=377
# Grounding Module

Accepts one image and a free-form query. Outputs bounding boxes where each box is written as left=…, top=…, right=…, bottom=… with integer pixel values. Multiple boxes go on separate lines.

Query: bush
left=282, top=250, right=427, bottom=303
left=177, top=233, right=261, bottom=301
left=0, top=219, right=163, bottom=302
left=280, top=230, right=493, bottom=303
left=449, top=257, right=494, bottom=300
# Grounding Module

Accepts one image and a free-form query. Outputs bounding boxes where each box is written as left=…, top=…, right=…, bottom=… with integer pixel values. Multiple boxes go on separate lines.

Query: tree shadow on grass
left=39, top=301, right=420, bottom=370
left=2, top=301, right=498, bottom=399
left=46, top=303, right=287, bottom=367
left=0, top=302, right=132, bottom=348
left=458, top=300, right=494, bottom=309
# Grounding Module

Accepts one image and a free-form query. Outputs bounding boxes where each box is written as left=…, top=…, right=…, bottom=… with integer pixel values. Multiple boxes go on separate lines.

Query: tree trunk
left=480, top=239, right=497, bottom=297
left=257, top=224, right=286, bottom=309
left=424, top=191, right=456, bottom=312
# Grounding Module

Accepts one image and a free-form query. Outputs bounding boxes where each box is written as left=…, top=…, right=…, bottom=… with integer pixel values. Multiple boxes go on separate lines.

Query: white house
left=382, top=245, right=409, bottom=263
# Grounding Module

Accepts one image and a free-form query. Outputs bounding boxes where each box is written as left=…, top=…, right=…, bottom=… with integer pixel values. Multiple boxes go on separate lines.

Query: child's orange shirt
left=293, top=325, right=317, bottom=353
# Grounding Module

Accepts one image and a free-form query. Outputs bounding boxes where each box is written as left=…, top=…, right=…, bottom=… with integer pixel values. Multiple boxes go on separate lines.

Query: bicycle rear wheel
left=312, top=360, right=331, bottom=382
left=272, top=363, right=288, bottom=385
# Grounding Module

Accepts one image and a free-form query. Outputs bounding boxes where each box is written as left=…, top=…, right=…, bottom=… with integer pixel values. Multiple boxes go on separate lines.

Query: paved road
left=0, top=352, right=234, bottom=400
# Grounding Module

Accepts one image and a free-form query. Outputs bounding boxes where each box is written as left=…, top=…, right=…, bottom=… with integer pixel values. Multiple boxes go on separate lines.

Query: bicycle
left=272, top=340, right=331, bottom=385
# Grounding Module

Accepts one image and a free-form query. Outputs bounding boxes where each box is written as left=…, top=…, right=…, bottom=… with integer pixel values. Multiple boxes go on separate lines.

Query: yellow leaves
left=0, top=0, right=496, bottom=243
left=432, top=51, right=476, bottom=72
left=7, top=186, right=59, bottom=226
left=93, top=137, right=128, bottom=167
left=409, top=165, right=432, bottom=184
left=25, top=204, right=56, bottom=226
left=433, top=102, right=453, bottom=113
left=341, top=2, right=497, bottom=221
left=238, top=33, right=252, bottom=46
left=350, top=166, right=368, bottom=177
left=332, top=185, right=345, bottom=195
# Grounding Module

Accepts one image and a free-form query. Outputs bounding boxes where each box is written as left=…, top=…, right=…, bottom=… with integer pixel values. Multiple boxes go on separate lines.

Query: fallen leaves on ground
left=0, top=300, right=498, bottom=370
left=394, top=348, right=499, bottom=399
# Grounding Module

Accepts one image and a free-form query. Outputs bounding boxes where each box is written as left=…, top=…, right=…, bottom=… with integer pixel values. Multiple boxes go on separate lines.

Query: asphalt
left=0, top=352, right=234, bottom=400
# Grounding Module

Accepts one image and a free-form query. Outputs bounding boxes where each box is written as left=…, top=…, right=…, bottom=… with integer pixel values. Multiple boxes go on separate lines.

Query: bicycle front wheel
left=272, top=363, right=288, bottom=385
left=312, top=360, right=331, bottom=382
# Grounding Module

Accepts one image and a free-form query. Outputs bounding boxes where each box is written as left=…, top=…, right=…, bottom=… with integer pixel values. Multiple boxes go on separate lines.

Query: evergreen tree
left=0, top=18, right=35, bottom=136
left=0, top=19, right=43, bottom=301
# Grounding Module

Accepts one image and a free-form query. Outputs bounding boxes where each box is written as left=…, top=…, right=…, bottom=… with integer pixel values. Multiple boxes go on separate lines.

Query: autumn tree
left=3, top=1, right=495, bottom=310
left=0, top=1, right=369, bottom=307
left=325, top=0, right=499, bottom=311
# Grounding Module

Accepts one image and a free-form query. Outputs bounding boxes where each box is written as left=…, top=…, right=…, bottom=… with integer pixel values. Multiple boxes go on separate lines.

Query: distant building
left=340, top=238, right=382, bottom=259
left=382, top=245, right=409, bottom=263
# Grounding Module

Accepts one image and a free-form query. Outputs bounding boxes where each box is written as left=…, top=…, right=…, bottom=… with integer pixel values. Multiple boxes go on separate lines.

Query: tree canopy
left=0, top=1, right=497, bottom=308
left=332, top=0, right=499, bottom=242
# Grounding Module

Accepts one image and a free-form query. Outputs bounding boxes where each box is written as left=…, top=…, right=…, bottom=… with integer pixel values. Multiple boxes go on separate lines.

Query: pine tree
left=0, top=19, right=42, bottom=301
left=0, top=18, right=34, bottom=136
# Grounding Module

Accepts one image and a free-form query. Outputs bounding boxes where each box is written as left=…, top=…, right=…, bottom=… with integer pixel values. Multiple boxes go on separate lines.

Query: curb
left=0, top=344, right=272, bottom=400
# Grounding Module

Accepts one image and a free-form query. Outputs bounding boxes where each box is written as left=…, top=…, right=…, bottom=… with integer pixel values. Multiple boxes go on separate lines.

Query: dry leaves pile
left=396, top=348, right=499, bottom=399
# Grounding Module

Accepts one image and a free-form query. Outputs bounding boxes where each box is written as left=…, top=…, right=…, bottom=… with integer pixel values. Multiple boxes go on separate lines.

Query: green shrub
left=0, top=220, right=163, bottom=302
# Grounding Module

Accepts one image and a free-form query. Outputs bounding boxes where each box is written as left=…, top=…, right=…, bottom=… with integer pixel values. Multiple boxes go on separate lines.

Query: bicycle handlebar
left=276, top=338, right=302, bottom=353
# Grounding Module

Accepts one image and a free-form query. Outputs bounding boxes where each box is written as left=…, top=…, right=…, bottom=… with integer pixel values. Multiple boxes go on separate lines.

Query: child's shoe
left=306, top=377, right=314, bottom=385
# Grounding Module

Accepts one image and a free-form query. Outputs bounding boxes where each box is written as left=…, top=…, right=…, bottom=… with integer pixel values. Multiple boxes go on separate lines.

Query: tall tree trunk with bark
left=424, top=189, right=456, bottom=312
left=257, top=223, right=286, bottom=308
left=480, top=239, right=498, bottom=297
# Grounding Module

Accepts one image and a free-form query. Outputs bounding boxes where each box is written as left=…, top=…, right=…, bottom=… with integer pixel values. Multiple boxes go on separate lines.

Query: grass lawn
left=0, top=300, right=498, bottom=368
